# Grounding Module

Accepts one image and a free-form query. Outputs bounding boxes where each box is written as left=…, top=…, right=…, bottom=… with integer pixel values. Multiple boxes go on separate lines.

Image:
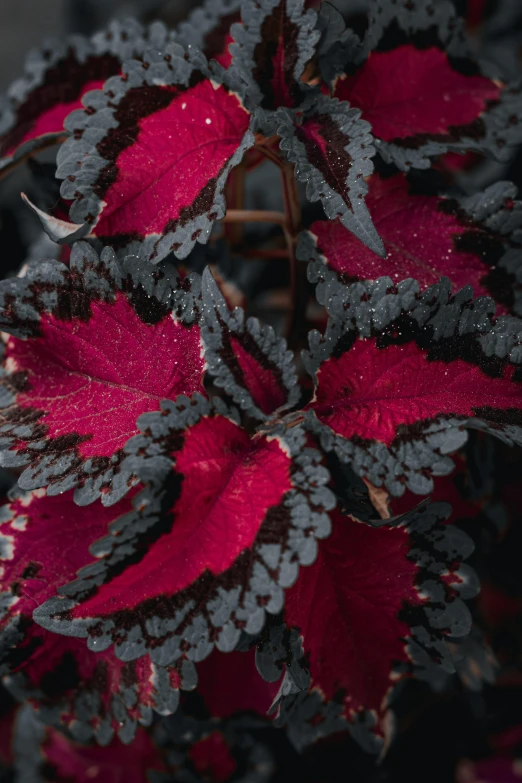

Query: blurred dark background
left=0, top=0, right=203, bottom=90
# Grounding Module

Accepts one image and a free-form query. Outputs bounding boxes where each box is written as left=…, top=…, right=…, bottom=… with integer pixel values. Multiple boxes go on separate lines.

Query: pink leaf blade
left=201, top=267, right=300, bottom=421
left=0, top=20, right=169, bottom=173
left=0, top=242, right=205, bottom=505
left=58, top=44, right=254, bottom=264
left=303, top=174, right=522, bottom=316
left=33, top=399, right=335, bottom=670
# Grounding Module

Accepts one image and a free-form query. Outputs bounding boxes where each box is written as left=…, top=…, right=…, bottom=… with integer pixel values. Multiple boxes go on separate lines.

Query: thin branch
left=222, top=209, right=287, bottom=226
left=241, top=248, right=290, bottom=259
left=253, top=140, right=284, bottom=169
left=280, top=162, right=304, bottom=345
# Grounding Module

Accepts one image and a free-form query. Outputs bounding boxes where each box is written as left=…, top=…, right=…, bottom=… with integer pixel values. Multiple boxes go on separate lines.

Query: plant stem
left=223, top=163, right=246, bottom=246
left=280, top=162, right=304, bottom=345
left=254, top=141, right=284, bottom=169
left=242, top=247, right=290, bottom=259
left=222, top=209, right=287, bottom=225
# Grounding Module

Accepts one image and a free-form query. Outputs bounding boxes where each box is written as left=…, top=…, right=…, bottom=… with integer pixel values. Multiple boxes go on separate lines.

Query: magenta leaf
left=301, top=174, right=522, bottom=314
left=197, top=647, right=280, bottom=718
left=283, top=502, right=478, bottom=748
left=176, top=0, right=242, bottom=69
left=0, top=488, right=133, bottom=640
left=229, top=0, right=320, bottom=111
left=0, top=242, right=205, bottom=505
left=152, top=714, right=274, bottom=783
left=38, top=723, right=165, bottom=783
left=0, top=20, right=169, bottom=175
left=33, top=395, right=335, bottom=668
left=0, top=489, right=187, bottom=745
left=277, top=96, right=384, bottom=255
left=330, top=0, right=522, bottom=170
left=56, top=42, right=254, bottom=264
left=304, top=288, right=522, bottom=496
left=5, top=629, right=187, bottom=745
left=201, top=267, right=300, bottom=421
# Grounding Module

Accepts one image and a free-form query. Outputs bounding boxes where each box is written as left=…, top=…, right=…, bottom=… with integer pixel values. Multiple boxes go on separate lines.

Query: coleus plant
left=0, top=0, right=521, bottom=779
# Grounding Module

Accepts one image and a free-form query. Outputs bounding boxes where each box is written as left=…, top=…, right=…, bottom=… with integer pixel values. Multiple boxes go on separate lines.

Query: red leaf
left=310, top=338, right=521, bottom=447
left=190, top=732, right=238, bottom=783
left=230, top=0, right=320, bottom=110
left=457, top=756, right=522, bottom=783
left=278, top=96, right=384, bottom=255
left=0, top=489, right=133, bottom=631
left=306, top=173, right=519, bottom=314
left=334, top=45, right=500, bottom=146
left=305, top=322, right=522, bottom=495
left=285, top=503, right=476, bottom=740
left=0, top=21, right=164, bottom=173
left=58, top=47, right=253, bottom=263
left=197, top=648, right=280, bottom=718
left=201, top=267, right=299, bottom=421
left=5, top=296, right=202, bottom=456
left=285, top=510, right=421, bottom=729
left=0, top=245, right=205, bottom=503
left=34, top=400, right=334, bottom=667
left=71, top=414, right=293, bottom=618
left=0, top=489, right=185, bottom=743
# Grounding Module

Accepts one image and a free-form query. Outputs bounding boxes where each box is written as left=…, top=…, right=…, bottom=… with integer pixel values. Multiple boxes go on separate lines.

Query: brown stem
left=280, top=162, right=304, bottom=345
left=222, top=209, right=287, bottom=225
left=241, top=248, right=290, bottom=260
left=280, top=161, right=302, bottom=237
left=223, top=163, right=246, bottom=246
left=253, top=140, right=283, bottom=169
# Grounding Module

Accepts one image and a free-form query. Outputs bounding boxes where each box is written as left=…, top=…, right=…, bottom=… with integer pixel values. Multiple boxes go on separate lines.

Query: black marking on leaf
left=4, top=655, right=183, bottom=747
left=0, top=19, right=170, bottom=172
left=255, top=501, right=478, bottom=752
left=229, top=0, right=320, bottom=112
left=33, top=394, right=335, bottom=673
left=201, top=267, right=300, bottom=422
left=56, top=42, right=254, bottom=263
left=277, top=95, right=384, bottom=255
left=302, top=180, right=522, bottom=317
left=303, top=278, right=522, bottom=495
left=0, top=242, right=198, bottom=506
left=360, top=0, right=522, bottom=169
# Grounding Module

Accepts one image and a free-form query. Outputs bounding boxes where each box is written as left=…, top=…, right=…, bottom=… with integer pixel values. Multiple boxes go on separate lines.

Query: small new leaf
left=278, top=96, right=384, bottom=256
left=201, top=267, right=300, bottom=421
left=229, top=0, right=320, bottom=111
